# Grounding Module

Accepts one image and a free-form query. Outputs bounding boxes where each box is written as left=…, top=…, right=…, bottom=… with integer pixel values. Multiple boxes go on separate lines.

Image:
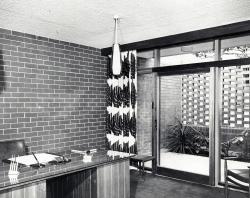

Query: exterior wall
left=0, top=28, right=107, bottom=152
left=160, top=75, right=182, bottom=149
left=137, top=74, right=182, bottom=153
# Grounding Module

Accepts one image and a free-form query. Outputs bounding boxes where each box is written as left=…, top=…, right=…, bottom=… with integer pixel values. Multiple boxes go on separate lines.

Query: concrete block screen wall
left=0, top=28, right=107, bottom=152
left=137, top=68, right=250, bottom=155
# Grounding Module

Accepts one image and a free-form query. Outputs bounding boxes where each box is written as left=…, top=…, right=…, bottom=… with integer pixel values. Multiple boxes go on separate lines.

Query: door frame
left=151, top=48, right=250, bottom=186
left=154, top=69, right=211, bottom=185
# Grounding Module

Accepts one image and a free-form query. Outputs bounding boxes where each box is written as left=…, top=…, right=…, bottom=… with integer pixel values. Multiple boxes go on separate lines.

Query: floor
left=130, top=170, right=248, bottom=198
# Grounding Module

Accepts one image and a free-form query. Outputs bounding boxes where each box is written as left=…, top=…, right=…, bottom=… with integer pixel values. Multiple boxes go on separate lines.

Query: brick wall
left=160, top=75, right=182, bottom=148
left=0, top=28, right=107, bottom=153
left=137, top=74, right=182, bottom=153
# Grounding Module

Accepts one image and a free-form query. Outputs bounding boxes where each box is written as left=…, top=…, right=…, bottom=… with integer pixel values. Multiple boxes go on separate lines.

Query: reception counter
left=0, top=150, right=132, bottom=198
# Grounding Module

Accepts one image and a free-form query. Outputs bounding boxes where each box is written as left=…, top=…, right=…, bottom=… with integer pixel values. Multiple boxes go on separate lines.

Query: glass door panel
left=221, top=35, right=250, bottom=60
left=137, top=73, right=153, bottom=160
left=136, top=50, right=155, bottom=168
left=160, top=41, right=214, bottom=66
left=158, top=72, right=210, bottom=181
left=220, top=65, right=250, bottom=183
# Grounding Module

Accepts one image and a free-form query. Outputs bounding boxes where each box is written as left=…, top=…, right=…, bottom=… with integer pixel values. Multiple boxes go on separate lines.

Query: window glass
left=220, top=64, right=250, bottom=183
left=137, top=50, right=154, bottom=69
left=221, top=35, right=250, bottom=60
left=160, top=41, right=215, bottom=66
left=159, top=72, right=210, bottom=176
left=137, top=73, right=154, bottom=168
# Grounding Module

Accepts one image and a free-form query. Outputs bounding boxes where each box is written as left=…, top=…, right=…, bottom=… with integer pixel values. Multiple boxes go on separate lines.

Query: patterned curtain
left=106, top=51, right=137, bottom=154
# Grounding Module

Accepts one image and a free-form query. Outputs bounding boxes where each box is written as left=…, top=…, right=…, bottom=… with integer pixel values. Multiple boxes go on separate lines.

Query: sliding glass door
left=158, top=72, right=210, bottom=184
left=219, top=36, right=250, bottom=183
left=136, top=33, right=250, bottom=186
left=219, top=65, right=250, bottom=182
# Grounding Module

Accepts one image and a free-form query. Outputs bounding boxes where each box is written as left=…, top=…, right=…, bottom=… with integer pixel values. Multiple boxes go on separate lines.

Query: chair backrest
left=0, top=139, right=26, bottom=162
left=224, top=158, right=250, bottom=193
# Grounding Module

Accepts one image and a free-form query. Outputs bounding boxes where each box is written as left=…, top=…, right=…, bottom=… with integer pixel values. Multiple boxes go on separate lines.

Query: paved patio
left=159, top=149, right=250, bottom=181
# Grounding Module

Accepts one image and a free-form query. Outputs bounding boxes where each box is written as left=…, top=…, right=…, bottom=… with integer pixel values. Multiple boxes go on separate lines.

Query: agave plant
left=166, top=118, right=209, bottom=155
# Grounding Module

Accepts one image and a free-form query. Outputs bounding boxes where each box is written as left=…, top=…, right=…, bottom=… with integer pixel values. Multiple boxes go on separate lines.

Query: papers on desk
left=8, top=153, right=60, bottom=166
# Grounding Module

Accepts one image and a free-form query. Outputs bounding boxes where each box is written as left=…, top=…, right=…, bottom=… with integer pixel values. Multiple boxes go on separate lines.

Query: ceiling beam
left=152, top=57, right=250, bottom=75
left=101, top=20, right=250, bottom=56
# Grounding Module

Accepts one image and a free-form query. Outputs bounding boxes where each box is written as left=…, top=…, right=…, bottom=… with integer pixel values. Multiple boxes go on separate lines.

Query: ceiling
left=0, top=0, right=250, bottom=49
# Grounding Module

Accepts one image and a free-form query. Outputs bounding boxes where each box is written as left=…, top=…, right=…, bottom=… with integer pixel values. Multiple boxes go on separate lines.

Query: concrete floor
left=159, top=150, right=250, bottom=181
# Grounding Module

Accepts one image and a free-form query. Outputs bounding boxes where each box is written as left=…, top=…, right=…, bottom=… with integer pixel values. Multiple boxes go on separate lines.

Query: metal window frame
left=152, top=42, right=250, bottom=186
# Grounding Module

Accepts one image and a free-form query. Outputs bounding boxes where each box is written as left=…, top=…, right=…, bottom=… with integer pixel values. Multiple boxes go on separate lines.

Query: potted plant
left=166, top=118, right=209, bottom=155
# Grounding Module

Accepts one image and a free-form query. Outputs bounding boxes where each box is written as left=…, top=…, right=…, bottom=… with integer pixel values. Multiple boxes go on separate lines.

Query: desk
left=0, top=150, right=132, bottom=198
left=130, top=155, right=155, bottom=176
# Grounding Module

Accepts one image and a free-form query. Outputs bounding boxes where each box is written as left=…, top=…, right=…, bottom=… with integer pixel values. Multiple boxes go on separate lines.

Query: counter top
left=0, top=149, right=133, bottom=191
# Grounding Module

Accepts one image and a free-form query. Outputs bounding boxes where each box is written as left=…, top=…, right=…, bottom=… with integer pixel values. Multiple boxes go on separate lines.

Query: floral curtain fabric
left=106, top=51, right=137, bottom=154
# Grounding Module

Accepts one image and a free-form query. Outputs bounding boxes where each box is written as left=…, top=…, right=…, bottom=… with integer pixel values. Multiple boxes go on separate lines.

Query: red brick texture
left=0, top=28, right=107, bottom=153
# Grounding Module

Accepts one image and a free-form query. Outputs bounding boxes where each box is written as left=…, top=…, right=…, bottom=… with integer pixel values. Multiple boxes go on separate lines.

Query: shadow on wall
left=0, top=50, right=5, bottom=93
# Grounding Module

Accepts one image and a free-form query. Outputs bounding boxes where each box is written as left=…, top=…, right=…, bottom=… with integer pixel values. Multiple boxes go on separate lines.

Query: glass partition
left=221, top=35, right=250, bottom=60
left=220, top=64, right=250, bottom=182
left=137, top=50, right=154, bottom=69
left=136, top=33, right=250, bottom=185
left=159, top=72, right=210, bottom=177
left=160, top=41, right=215, bottom=66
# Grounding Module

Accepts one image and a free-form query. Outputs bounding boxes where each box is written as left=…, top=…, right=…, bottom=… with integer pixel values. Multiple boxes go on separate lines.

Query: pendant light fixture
left=111, top=15, right=122, bottom=75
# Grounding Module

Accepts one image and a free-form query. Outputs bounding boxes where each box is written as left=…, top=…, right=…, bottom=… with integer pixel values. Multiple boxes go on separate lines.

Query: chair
left=0, top=139, right=27, bottom=162
left=224, top=157, right=250, bottom=198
